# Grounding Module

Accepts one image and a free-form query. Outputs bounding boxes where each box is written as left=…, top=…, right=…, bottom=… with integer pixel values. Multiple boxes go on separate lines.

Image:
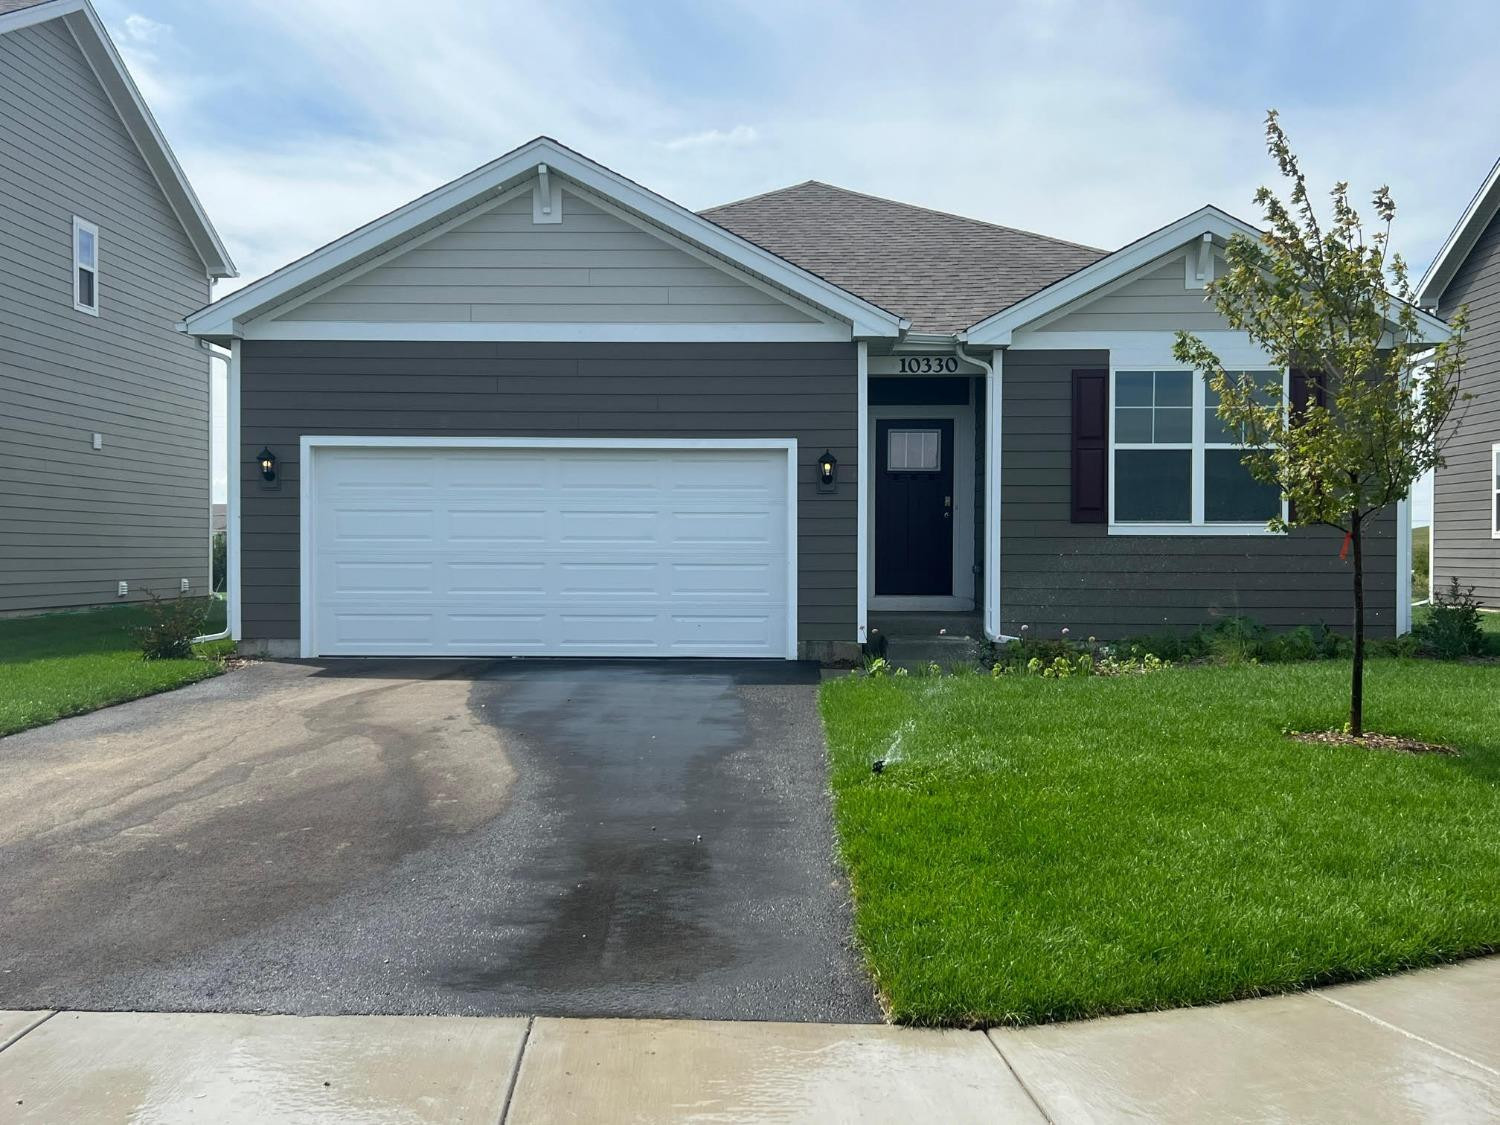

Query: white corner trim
left=1396, top=492, right=1412, bottom=635
left=183, top=137, right=900, bottom=339
left=985, top=351, right=1002, bottom=639
left=296, top=436, right=800, bottom=660
left=856, top=341, right=869, bottom=644
left=243, top=320, right=851, bottom=343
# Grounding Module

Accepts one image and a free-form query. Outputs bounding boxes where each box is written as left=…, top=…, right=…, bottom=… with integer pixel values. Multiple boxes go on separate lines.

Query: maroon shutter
left=1287, top=370, right=1326, bottom=522
left=1071, top=369, right=1108, bottom=523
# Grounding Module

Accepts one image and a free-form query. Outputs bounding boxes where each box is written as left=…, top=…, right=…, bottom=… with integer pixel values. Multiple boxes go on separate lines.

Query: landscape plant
left=1173, top=111, right=1467, bottom=735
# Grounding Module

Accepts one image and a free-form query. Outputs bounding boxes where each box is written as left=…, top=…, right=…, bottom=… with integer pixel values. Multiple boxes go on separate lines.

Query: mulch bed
left=1288, top=730, right=1460, bottom=756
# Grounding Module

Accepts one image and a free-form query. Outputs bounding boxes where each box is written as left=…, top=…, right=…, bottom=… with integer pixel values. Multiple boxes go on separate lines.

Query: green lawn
left=821, top=659, right=1500, bottom=1027
left=1412, top=524, right=1429, bottom=601
left=0, top=600, right=230, bottom=737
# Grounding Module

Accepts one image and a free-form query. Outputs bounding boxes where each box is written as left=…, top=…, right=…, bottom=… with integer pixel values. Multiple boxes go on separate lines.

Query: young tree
left=1173, top=110, right=1467, bottom=736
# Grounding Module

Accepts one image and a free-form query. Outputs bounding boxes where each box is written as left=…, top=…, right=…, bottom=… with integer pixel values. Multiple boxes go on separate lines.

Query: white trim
left=1397, top=492, right=1412, bottom=635
left=867, top=399, right=976, bottom=612
left=228, top=339, right=242, bottom=641
left=1492, top=444, right=1500, bottom=539
left=0, top=1, right=235, bottom=276
left=183, top=136, right=900, bottom=339
left=856, top=341, right=869, bottom=644
left=970, top=204, right=1449, bottom=345
left=243, top=320, right=850, bottom=344
left=297, top=436, right=800, bottom=661
left=1418, top=156, right=1500, bottom=308
left=72, top=216, right=98, bottom=315
left=1107, top=363, right=1289, bottom=536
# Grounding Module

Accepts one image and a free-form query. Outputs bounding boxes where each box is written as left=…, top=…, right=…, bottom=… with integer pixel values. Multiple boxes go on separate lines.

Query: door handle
left=944, top=495, right=952, bottom=519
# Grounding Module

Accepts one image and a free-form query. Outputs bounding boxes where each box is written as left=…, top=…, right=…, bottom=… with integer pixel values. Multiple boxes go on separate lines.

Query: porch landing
left=867, top=611, right=985, bottom=669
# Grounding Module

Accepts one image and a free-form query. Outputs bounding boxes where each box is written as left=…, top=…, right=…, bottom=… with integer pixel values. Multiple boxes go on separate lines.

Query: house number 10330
left=897, top=356, right=961, bottom=374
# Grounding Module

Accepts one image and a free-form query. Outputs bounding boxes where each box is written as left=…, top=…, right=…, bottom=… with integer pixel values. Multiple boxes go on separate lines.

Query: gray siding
left=282, top=191, right=817, bottom=326
left=0, top=18, right=212, bottom=614
left=1435, top=207, right=1500, bottom=604
left=238, top=341, right=857, bottom=648
left=1001, top=350, right=1398, bottom=637
left=1034, top=253, right=1234, bottom=335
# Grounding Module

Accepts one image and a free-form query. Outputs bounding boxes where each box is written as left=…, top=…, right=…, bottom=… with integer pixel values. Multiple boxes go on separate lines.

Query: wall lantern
left=816, top=449, right=838, bottom=494
left=257, top=446, right=278, bottom=484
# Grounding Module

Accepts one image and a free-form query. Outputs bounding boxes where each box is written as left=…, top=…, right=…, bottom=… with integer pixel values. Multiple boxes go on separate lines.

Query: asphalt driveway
left=0, top=659, right=878, bottom=1022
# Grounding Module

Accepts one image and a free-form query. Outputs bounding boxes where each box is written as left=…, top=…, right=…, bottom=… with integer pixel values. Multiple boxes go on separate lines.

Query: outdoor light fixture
left=257, top=446, right=277, bottom=483
left=817, top=449, right=838, bottom=494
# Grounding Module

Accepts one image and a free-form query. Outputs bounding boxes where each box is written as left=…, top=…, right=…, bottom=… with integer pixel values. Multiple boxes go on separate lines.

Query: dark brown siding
left=1001, top=349, right=1398, bottom=637
left=238, top=340, right=858, bottom=646
left=1436, top=208, right=1500, bottom=604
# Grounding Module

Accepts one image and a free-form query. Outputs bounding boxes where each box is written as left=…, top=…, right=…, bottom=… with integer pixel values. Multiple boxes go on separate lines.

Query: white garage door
left=306, top=442, right=794, bottom=658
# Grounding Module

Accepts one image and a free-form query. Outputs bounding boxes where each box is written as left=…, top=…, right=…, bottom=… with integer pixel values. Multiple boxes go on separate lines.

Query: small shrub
left=131, top=591, right=211, bottom=660
left=1415, top=578, right=1485, bottom=659
left=1208, top=616, right=1266, bottom=665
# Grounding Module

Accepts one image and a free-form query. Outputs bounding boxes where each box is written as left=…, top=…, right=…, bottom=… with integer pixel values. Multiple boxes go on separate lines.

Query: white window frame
left=1492, top=444, right=1500, bottom=539
left=73, top=216, right=99, bottom=316
left=1108, top=365, right=1289, bottom=536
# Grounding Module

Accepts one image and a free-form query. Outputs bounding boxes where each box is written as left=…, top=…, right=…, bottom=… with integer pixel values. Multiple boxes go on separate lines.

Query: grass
left=0, top=599, right=230, bottom=737
left=821, top=659, right=1500, bottom=1027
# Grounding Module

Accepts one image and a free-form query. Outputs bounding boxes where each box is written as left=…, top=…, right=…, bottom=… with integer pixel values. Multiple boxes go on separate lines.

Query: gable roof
left=965, top=204, right=1451, bottom=346
left=1417, top=156, right=1500, bottom=310
left=183, top=138, right=906, bottom=341
left=702, top=182, right=1105, bottom=334
left=0, top=0, right=235, bottom=277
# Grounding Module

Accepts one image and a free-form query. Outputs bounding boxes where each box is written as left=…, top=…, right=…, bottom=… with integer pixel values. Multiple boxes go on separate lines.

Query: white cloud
left=107, top=0, right=1500, bottom=288
left=122, top=12, right=168, bottom=43
left=661, top=126, right=760, bottom=152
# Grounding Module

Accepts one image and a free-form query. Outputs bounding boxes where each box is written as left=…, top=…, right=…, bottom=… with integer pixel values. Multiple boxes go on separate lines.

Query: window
left=73, top=217, right=98, bottom=315
left=1111, top=368, right=1285, bottom=532
left=888, top=428, right=941, bottom=471
left=1492, top=445, right=1500, bottom=539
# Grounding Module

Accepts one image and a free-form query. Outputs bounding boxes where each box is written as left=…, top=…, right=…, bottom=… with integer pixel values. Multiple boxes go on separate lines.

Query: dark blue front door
left=875, top=418, right=954, bottom=596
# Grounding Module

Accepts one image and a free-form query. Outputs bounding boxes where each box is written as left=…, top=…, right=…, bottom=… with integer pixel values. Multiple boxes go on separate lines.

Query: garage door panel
left=310, top=445, right=792, bottom=657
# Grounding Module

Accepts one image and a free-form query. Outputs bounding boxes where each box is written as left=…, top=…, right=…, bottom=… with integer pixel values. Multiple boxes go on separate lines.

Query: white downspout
left=192, top=339, right=236, bottom=645
left=955, top=337, right=1003, bottom=639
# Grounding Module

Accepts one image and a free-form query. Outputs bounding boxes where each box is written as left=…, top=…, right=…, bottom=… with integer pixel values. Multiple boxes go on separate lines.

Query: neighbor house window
left=1111, top=368, right=1285, bottom=532
left=1492, top=445, right=1500, bottom=539
left=73, top=217, right=99, bottom=315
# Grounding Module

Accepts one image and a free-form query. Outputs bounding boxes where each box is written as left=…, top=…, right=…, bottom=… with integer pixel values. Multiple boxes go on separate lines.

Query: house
left=183, top=137, right=1438, bottom=661
left=0, top=0, right=235, bottom=616
left=1418, top=157, right=1500, bottom=607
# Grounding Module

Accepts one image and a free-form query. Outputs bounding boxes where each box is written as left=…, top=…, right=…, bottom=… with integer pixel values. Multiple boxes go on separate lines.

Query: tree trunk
left=1350, top=510, right=1364, bottom=737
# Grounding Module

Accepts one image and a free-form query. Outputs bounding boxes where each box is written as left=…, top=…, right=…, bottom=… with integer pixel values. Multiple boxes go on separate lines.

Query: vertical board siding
left=0, top=20, right=212, bottom=614
left=1436, top=208, right=1500, bottom=604
left=238, top=341, right=858, bottom=644
left=281, top=191, right=818, bottom=326
left=1001, top=350, right=1398, bottom=637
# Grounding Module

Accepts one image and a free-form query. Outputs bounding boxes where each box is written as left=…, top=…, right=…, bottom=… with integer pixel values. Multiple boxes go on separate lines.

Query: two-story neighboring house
left=1419, top=157, right=1500, bottom=606
left=0, top=0, right=234, bottom=616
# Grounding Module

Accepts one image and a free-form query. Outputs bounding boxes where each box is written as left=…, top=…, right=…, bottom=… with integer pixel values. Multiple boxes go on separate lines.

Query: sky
left=94, top=0, right=1500, bottom=518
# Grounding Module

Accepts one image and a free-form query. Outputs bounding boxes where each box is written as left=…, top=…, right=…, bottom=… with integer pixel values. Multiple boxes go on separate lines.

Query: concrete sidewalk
left=2, top=959, right=1497, bottom=1123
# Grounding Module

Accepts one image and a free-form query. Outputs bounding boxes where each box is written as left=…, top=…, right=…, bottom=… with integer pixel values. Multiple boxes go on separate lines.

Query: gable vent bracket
left=1187, top=232, right=1214, bottom=290
left=532, top=163, right=563, bottom=224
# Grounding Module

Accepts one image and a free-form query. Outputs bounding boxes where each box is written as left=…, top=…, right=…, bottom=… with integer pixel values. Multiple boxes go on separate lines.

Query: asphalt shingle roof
left=701, top=181, right=1107, bottom=333
left=0, top=0, right=52, bottom=16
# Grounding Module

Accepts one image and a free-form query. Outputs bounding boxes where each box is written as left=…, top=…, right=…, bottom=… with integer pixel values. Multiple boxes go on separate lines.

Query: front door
left=875, top=419, right=954, bottom=596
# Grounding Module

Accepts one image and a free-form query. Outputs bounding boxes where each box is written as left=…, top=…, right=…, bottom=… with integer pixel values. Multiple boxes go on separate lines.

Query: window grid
left=1109, top=367, right=1288, bottom=532
left=1492, top=445, right=1500, bottom=539
left=73, top=216, right=99, bottom=316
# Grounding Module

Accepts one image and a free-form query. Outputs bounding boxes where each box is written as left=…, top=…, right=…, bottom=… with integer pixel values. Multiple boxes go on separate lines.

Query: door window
left=888, top=429, right=941, bottom=471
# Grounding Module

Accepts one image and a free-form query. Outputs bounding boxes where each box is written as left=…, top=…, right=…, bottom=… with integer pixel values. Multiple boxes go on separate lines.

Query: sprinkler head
left=871, top=759, right=885, bottom=774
